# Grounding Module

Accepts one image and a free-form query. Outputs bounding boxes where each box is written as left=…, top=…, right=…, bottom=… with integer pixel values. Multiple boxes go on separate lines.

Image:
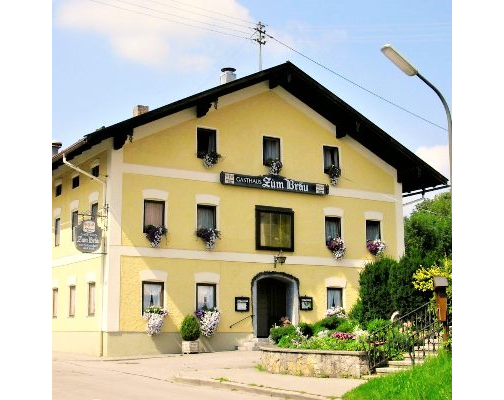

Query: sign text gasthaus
left=220, top=172, right=328, bottom=195
left=74, top=220, right=102, bottom=253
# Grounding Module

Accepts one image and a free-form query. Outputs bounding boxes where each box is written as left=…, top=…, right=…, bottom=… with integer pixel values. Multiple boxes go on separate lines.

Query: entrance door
left=256, top=278, right=287, bottom=337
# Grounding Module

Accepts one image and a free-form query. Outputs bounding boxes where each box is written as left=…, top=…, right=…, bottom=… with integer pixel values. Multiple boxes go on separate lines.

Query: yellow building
left=52, top=62, right=447, bottom=356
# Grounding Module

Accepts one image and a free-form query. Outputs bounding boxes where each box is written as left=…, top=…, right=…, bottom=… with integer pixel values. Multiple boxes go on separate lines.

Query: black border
left=235, top=297, right=250, bottom=312
left=299, top=296, right=313, bottom=311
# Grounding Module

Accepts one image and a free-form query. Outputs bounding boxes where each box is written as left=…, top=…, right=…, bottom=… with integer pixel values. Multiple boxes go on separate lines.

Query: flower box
left=182, top=340, right=200, bottom=354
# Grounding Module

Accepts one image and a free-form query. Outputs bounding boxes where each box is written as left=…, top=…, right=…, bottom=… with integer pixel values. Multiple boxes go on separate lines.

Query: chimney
left=52, top=140, right=62, bottom=157
left=133, top=105, right=149, bottom=117
left=220, top=67, right=236, bottom=84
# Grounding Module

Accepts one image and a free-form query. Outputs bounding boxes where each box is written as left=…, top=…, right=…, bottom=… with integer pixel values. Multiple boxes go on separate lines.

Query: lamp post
left=381, top=44, right=452, bottom=190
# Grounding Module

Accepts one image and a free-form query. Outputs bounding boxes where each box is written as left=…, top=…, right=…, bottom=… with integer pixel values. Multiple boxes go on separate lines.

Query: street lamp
left=381, top=44, right=452, bottom=190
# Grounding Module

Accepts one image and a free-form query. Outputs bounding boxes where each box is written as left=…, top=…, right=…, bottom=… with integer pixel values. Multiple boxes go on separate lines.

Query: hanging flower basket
left=265, top=158, right=283, bottom=175
left=196, top=228, right=221, bottom=251
left=325, top=306, right=347, bottom=318
left=145, top=225, right=168, bottom=248
left=327, top=164, right=341, bottom=186
left=366, top=239, right=386, bottom=256
left=195, top=308, right=221, bottom=337
left=201, top=151, right=222, bottom=168
left=326, top=237, right=346, bottom=260
left=143, top=306, right=168, bottom=336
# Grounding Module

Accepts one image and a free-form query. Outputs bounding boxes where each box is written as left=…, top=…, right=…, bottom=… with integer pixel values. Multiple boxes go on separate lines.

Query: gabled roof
left=52, top=61, right=448, bottom=194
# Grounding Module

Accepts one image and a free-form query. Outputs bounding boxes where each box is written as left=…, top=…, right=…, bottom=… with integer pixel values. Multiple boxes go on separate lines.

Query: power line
left=88, top=0, right=252, bottom=39
left=144, top=0, right=256, bottom=29
left=266, top=33, right=448, bottom=132
left=100, top=0, right=253, bottom=35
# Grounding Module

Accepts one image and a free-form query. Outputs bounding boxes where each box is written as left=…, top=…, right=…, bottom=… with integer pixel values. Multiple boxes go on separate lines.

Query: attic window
left=323, top=146, right=339, bottom=173
left=263, top=136, right=280, bottom=165
left=55, top=184, right=62, bottom=197
left=91, top=164, right=99, bottom=178
left=72, top=175, right=80, bottom=189
left=197, top=128, right=217, bottom=158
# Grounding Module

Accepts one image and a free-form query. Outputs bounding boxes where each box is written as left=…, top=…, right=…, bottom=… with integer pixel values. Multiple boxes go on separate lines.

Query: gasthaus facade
left=52, top=62, right=448, bottom=357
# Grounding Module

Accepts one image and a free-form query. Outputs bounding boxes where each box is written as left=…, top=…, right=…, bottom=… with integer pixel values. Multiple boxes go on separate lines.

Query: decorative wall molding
left=140, top=269, right=168, bottom=282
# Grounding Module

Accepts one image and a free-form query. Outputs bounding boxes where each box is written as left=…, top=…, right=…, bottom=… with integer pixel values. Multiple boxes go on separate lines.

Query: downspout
left=62, top=153, right=108, bottom=356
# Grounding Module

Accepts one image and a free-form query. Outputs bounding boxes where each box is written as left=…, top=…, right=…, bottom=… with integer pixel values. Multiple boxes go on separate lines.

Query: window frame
left=52, top=288, right=58, bottom=318
left=71, top=210, right=79, bottom=241
left=91, top=202, right=99, bottom=222
left=366, top=220, right=382, bottom=241
left=196, top=204, right=217, bottom=230
left=87, top=282, right=96, bottom=316
left=255, top=205, right=294, bottom=252
left=325, top=216, right=342, bottom=241
left=91, top=164, right=100, bottom=178
left=69, top=285, right=76, bottom=317
left=327, top=287, right=343, bottom=309
left=323, top=146, right=340, bottom=173
left=72, top=175, right=80, bottom=189
left=54, top=218, right=61, bottom=247
left=143, top=200, right=166, bottom=233
left=262, top=136, right=281, bottom=165
left=196, top=283, right=217, bottom=310
left=196, top=127, right=217, bottom=158
left=55, top=183, right=62, bottom=197
left=141, top=281, right=164, bottom=313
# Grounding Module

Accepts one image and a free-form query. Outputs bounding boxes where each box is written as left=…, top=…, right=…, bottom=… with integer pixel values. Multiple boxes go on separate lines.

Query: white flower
left=325, top=306, right=347, bottom=318
left=200, top=309, right=221, bottom=337
left=143, top=308, right=168, bottom=336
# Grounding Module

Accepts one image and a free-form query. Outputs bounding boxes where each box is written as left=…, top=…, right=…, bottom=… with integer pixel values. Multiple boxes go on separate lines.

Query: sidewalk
left=53, top=350, right=367, bottom=400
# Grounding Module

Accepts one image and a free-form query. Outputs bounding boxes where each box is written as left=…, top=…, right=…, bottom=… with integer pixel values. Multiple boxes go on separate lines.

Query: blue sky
left=52, top=0, right=452, bottom=196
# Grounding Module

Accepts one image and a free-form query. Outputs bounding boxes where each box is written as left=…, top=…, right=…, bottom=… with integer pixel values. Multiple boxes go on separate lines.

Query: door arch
left=251, top=272, right=299, bottom=338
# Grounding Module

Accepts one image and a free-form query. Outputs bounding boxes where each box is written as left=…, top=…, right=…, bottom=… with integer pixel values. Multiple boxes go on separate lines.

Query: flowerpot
left=182, top=340, right=199, bottom=354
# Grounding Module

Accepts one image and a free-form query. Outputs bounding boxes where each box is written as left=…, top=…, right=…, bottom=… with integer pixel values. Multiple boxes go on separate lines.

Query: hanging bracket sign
left=74, top=220, right=102, bottom=253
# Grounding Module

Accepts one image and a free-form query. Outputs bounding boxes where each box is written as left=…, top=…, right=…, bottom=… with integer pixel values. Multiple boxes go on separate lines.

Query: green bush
left=347, top=297, right=365, bottom=325
left=180, top=314, right=201, bottom=341
left=336, top=319, right=357, bottom=333
left=366, top=318, right=390, bottom=334
left=298, top=322, right=314, bottom=338
left=312, top=314, right=343, bottom=335
left=269, top=324, right=296, bottom=344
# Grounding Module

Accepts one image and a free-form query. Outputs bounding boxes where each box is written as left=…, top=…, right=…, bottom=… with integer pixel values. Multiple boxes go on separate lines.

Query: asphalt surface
left=53, top=350, right=367, bottom=400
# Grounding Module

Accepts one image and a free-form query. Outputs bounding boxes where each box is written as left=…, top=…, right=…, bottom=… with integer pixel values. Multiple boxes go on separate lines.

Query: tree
left=404, top=192, right=451, bottom=262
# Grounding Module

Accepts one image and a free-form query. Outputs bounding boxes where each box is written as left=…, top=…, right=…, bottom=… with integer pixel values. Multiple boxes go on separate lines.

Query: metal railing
left=365, top=300, right=451, bottom=373
left=229, top=314, right=253, bottom=329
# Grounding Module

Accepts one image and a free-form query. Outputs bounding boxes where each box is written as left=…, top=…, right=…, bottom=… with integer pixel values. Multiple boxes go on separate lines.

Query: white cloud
left=415, top=144, right=450, bottom=180
left=55, top=0, right=253, bottom=71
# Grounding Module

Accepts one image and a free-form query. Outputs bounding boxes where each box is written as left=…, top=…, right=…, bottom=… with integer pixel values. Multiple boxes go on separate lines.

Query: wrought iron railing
left=229, top=314, right=253, bottom=329
left=365, top=300, right=452, bottom=373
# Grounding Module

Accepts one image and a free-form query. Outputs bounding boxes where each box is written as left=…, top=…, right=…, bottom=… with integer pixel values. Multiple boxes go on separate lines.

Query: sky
left=51, top=0, right=452, bottom=215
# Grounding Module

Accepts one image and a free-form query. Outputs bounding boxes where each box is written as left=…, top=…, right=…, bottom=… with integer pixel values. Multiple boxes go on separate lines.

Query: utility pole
left=254, top=21, right=266, bottom=71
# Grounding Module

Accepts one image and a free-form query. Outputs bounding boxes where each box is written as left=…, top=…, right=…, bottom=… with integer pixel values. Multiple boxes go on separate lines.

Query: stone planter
left=182, top=340, right=199, bottom=354
left=260, top=346, right=370, bottom=378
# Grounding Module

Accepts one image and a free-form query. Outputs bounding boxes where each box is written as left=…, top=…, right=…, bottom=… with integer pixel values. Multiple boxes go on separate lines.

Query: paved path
left=53, top=350, right=367, bottom=400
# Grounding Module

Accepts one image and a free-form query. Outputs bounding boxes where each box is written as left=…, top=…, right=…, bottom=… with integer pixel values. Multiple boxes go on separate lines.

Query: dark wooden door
left=257, top=279, right=287, bottom=337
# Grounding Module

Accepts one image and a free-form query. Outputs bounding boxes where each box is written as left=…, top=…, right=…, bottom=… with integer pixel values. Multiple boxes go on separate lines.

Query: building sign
left=74, top=220, right=102, bottom=253
left=220, top=172, right=328, bottom=195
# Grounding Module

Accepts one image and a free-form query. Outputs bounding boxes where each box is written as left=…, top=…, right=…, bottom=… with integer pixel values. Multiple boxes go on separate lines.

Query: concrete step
left=375, top=366, right=408, bottom=375
left=236, top=338, right=272, bottom=351
left=388, top=358, right=425, bottom=367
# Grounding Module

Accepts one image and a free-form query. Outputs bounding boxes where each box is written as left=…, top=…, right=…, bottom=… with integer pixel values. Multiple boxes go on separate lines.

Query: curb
left=173, top=374, right=340, bottom=400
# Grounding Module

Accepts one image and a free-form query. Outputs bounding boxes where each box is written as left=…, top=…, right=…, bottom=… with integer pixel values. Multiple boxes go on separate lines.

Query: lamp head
left=381, top=44, right=418, bottom=76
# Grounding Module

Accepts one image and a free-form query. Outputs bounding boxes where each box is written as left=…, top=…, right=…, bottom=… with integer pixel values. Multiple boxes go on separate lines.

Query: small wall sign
left=235, top=297, right=250, bottom=312
left=299, top=296, right=313, bottom=311
left=74, top=220, right=102, bottom=253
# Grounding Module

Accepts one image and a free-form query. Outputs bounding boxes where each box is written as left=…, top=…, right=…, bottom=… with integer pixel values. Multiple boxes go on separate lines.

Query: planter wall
left=260, top=346, right=369, bottom=378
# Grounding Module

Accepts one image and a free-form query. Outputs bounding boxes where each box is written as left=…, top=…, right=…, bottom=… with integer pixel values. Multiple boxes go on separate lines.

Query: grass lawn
left=343, top=350, right=452, bottom=400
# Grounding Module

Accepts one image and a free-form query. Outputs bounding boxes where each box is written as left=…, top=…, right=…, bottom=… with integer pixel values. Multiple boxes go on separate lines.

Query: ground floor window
left=327, top=287, right=342, bottom=309
left=69, top=286, right=76, bottom=317
left=196, top=283, right=216, bottom=310
left=142, top=282, right=164, bottom=313
left=88, top=282, right=96, bottom=316
left=52, top=288, right=58, bottom=318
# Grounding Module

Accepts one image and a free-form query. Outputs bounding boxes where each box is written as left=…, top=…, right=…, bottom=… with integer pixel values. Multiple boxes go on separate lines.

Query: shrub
left=298, top=322, right=314, bottom=338
left=180, top=314, right=201, bottom=341
left=366, top=318, right=390, bottom=334
left=347, top=297, right=365, bottom=325
left=269, top=324, right=296, bottom=344
left=311, top=314, right=343, bottom=336
left=336, top=319, right=358, bottom=333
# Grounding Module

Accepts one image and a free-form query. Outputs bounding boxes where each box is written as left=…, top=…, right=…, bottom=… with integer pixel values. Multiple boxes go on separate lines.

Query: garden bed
left=260, top=345, right=369, bottom=378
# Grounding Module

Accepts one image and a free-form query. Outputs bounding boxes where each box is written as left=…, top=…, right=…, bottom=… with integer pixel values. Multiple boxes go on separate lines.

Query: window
left=142, top=282, right=164, bottom=313
left=366, top=220, right=381, bottom=241
left=52, top=289, right=58, bottom=318
left=197, top=205, right=216, bottom=229
left=325, top=217, right=341, bottom=241
left=143, top=200, right=165, bottom=232
left=91, top=164, right=99, bottom=177
left=55, top=184, right=62, bottom=197
left=69, top=286, right=76, bottom=317
left=72, top=175, right=80, bottom=189
left=54, top=218, right=61, bottom=246
left=91, top=202, right=99, bottom=222
left=196, top=283, right=216, bottom=310
left=263, top=136, right=280, bottom=165
left=88, top=283, right=96, bottom=316
left=71, top=210, right=79, bottom=241
left=255, top=205, right=294, bottom=251
left=323, top=146, right=340, bottom=173
left=197, top=127, right=217, bottom=158
left=327, top=288, right=342, bottom=308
